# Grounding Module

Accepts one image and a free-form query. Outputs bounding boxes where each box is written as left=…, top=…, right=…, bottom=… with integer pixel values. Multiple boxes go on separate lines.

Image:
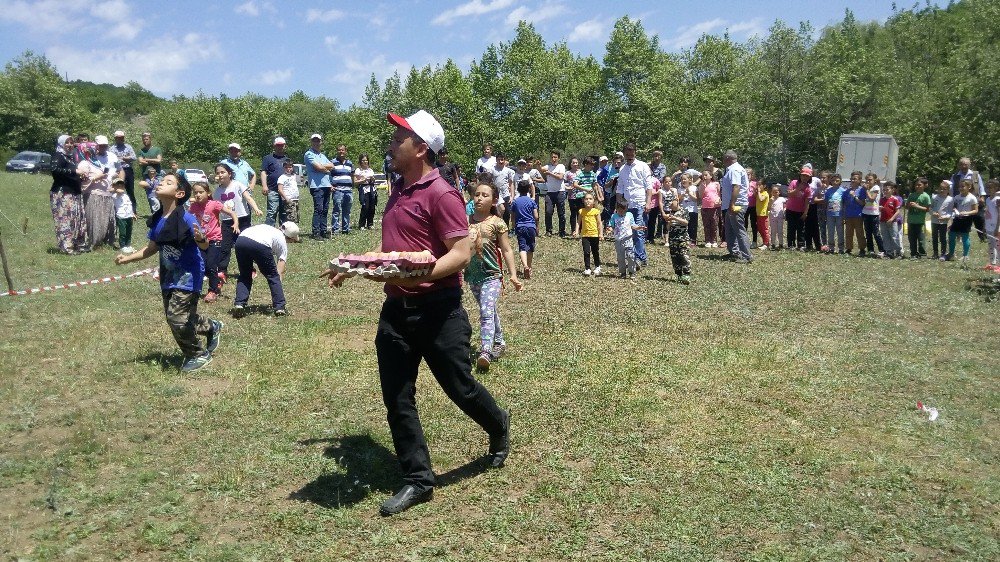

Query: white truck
left=835, top=134, right=898, bottom=183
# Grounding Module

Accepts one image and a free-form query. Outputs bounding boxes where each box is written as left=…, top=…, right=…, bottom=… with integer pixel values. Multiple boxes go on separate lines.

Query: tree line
left=0, top=1, right=996, bottom=183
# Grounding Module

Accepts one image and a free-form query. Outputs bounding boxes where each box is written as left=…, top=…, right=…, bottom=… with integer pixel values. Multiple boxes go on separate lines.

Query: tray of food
left=329, top=250, right=436, bottom=278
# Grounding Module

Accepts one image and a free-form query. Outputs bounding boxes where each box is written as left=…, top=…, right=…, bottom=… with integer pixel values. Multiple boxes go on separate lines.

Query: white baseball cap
left=387, top=110, right=445, bottom=154
left=599, top=155, right=608, bottom=162
left=310, top=133, right=322, bottom=141
left=228, top=142, right=241, bottom=150
left=273, top=136, right=286, bottom=145
left=280, top=221, right=300, bottom=241
left=113, top=130, right=125, bottom=137
left=94, top=135, right=109, bottom=145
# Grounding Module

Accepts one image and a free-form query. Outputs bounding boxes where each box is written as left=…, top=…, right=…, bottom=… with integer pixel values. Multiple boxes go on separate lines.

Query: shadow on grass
left=965, top=275, right=1000, bottom=302
left=290, top=433, right=494, bottom=509
left=694, top=254, right=737, bottom=262
left=130, top=351, right=182, bottom=371
left=229, top=304, right=275, bottom=318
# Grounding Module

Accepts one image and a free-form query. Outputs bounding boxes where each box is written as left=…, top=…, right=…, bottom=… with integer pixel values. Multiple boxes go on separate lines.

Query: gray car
left=6, top=151, right=52, bottom=173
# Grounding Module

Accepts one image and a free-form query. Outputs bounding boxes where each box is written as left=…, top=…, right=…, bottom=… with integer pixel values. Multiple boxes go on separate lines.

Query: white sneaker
left=760, top=245, right=769, bottom=250
left=583, top=269, right=592, bottom=276
left=593, top=266, right=602, bottom=276
left=121, top=246, right=135, bottom=254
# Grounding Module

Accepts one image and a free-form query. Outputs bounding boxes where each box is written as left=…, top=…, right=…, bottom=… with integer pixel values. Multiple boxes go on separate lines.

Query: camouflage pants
left=282, top=199, right=300, bottom=225
left=162, top=290, right=213, bottom=358
left=668, top=227, right=691, bottom=276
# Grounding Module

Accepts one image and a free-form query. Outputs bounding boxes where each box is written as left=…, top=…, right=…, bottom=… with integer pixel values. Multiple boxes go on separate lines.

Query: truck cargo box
left=835, top=134, right=898, bottom=183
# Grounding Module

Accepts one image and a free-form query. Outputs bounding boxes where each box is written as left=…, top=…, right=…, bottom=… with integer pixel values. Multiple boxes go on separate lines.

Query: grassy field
left=1, top=171, right=997, bottom=561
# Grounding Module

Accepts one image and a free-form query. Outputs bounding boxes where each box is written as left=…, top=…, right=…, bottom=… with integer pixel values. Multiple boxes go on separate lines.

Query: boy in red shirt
left=879, top=182, right=903, bottom=259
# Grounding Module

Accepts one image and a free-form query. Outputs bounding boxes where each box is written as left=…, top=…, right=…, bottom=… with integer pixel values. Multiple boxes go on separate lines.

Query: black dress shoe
left=379, top=485, right=433, bottom=516
left=488, top=410, right=510, bottom=468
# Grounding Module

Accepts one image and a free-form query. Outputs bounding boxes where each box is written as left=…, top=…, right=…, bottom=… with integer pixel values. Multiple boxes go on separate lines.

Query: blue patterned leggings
left=469, top=278, right=505, bottom=352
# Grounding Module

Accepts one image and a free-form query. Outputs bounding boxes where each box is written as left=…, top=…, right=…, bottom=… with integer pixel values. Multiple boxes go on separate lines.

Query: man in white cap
left=93, top=135, right=124, bottom=184
left=321, top=110, right=510, bottom=517
left=221, top=143, right=257, bottom=195
left=232, top=221, right=300, bottom=318
left=110, top=130, right=137, bottom=210
left=261, top=137, right=289, bottom=226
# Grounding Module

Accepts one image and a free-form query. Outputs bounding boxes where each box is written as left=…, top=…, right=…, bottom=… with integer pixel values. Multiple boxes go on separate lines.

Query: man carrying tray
left=321, top=110, right=511, bottom=516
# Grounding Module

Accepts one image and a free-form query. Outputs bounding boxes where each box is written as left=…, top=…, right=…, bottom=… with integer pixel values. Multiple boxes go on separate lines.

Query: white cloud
left=47, top=33, right=222, bottom=93
left=306, top=8, right=345, bottom=23
left=667, top=17, right=726, bottom=50
left=257, top=69, right=292, bottom=86
left=568, top=17, right=602, bottom=43
left=504, top=3, right=567, bottom=26
left=666, top=17, right=768, bottom=50
left=0, top=0, right=144, bottom=41
left=729, top=17, right=766, bottom=38
left=432, top=0, right=516, bottom=26
left=235, top=1, right=259, bottom=16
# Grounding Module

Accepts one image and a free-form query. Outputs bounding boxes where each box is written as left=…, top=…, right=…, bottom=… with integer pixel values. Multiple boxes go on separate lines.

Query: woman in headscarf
left=50, top=134, right=89, bottom=254
left=77, top=142, right=117, bottom=248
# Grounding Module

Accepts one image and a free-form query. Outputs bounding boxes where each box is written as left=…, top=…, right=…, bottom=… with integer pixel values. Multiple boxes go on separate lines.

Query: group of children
left=758, top=169, right=998, bottom=267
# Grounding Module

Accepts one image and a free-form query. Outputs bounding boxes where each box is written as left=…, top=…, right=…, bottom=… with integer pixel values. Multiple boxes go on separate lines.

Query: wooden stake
left=0, top=227, right=14, bottom=293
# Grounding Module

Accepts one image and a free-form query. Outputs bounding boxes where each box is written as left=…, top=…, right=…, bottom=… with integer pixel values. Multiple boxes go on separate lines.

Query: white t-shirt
left=214, top=181, right=251, bottom=219
left=277, top=173, right=299, bottom=200
left=931, top=194, right=953, bottom=224
left=492, top=166, right=515, bottom=200
left=543, top=163, right=566, bottom=193
left=113, top=192, right=133, bottom=219
left=239, top=224, right=288, bottom=262
left=769, top=196, right=787, bottom=217
left=862, top=185, right=881, bottom=216
left=611, top=211, right=635, bottom=241
left=985, top=196, right=999, bottom=231
left=95, top=151, right=121, bottom=180
left=354, top=167, right=376, bottom=194
left=476, top=156, right=496, bottom=174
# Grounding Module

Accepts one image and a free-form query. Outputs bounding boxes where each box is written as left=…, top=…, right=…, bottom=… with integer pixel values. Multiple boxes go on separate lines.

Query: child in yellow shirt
left=574, top=193, right=604, bottom=276
left=756, top=182, right=771, bottom=249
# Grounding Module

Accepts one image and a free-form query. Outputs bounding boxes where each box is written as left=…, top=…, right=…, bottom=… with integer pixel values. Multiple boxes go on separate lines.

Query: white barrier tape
left=1, top=267, right=158, bottom=298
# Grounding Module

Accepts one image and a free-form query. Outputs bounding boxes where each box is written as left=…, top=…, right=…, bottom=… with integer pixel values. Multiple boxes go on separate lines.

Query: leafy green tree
left=0, top=52, right=91, bottom=151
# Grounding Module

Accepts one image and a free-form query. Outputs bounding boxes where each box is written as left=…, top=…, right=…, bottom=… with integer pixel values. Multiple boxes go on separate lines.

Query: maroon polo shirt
left=381, top=167, right=469, bottom=297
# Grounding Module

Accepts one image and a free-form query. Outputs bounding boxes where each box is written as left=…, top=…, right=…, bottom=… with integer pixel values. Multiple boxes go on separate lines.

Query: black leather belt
left=389, top=287, right=461, bottom=309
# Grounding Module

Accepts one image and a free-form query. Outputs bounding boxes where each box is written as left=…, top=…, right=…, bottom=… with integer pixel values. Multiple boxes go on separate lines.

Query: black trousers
left=582, top=236, right=601, bottom=269
left=931, top=223, right=948, bottom=256
left=200, top=241, right=223, bottom=293
left=863, top=214, right=885, bottom=253
left=804, top=206, right=821, bottom=250
left=908, top=224, right=926, bottom=257
left=787, top=210, right=806, bottom=248
left=973, top=213, right=986, bottom=241
left=375, top=290, right=505, bottom=490
left=687, top=211, right=698, bottom=244
left=545, top=191, right=567, bottom=235
left=568, top=196, right=583, bottom=234
left=123, top=166, right=136, bottom=211
left=745, top=205, right=758, bottom=244
left=358, top=189, right=378, bottom=229
left=219, top=215, right=251, bottom=273
left=646, top=209, right=660, bottom=241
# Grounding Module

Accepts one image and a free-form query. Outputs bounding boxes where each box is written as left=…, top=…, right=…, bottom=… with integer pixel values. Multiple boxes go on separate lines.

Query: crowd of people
left=41, top=108, right=999, bottom=517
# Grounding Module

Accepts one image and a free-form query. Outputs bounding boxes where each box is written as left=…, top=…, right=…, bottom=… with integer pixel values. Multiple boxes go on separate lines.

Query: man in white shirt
left=720, top=150, right=753, bottom=263
left=538, top=151, right=567, bottom=236
left=232, top=221, right=299, bottom=317
left=615, top=143, right=652, bottom=265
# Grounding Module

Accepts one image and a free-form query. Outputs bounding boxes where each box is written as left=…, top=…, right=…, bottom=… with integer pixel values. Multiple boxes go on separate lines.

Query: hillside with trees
left=0, top=1, right=996, bottom=183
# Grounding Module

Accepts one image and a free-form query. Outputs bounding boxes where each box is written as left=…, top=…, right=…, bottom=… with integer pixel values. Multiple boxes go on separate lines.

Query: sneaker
left=593, top=266, right=602, bottom=276
left=121, top=246, right=135, bottom=254
left=180, top=353, right=212, bottom=372
left=877, top=252, right=885, bottom=259
left=491, top=343, right=507, bottom=359
left=523, top=267, right=531, bottom=280
left=274, top=308, right=288, bottom=317
left=476, top=351, right=491, bottom=371
left=206, top=320, right=223, bottom=353
left=232, top=304, right=245, bottom=318
left=679, top=275, right=691, bottom=285
left=760, top=245, right=769, bottom=250
left=203, top=291, right=218, bottom=303
left=583, top=268, right=592, bottom=276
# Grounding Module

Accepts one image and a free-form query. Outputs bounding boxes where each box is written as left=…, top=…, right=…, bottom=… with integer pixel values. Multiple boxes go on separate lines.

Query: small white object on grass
left=917, top=401, right=939, bottom=422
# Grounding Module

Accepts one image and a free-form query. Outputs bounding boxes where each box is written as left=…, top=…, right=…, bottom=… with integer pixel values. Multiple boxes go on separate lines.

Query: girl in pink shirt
left=189, top=181, right=237, bottom=302
left=699, top=170, right=721, bottom=247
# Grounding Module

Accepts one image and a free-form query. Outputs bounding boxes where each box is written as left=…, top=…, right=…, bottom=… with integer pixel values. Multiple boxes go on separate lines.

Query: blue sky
left=0, top=1, right=920, bottom=107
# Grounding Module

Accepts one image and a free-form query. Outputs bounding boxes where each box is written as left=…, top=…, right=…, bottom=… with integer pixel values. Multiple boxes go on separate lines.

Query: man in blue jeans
left=304, top=134, right=333, bottom=240
left=615, top=143, right=652, bottom=266
left=721, top=150, right=753, bottom=263
left=260, top=136, right=288, bottom=226
left=330, top=144, right=354, bottom=234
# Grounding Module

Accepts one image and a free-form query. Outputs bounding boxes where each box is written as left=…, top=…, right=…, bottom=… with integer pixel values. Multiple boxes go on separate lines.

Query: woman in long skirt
left=77, top=143, right=117, bottom=248
left=50, top=134, right=89, bottom=254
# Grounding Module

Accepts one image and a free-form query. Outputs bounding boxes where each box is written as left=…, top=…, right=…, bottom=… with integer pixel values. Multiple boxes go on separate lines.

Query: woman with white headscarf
left=50, top=134, right=89, bottom=254
left=77, top=142, right=117, bottom=248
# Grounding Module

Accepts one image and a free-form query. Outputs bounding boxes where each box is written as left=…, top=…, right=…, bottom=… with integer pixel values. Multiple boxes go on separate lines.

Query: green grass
left=1, top=171, right=998, bottom=561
